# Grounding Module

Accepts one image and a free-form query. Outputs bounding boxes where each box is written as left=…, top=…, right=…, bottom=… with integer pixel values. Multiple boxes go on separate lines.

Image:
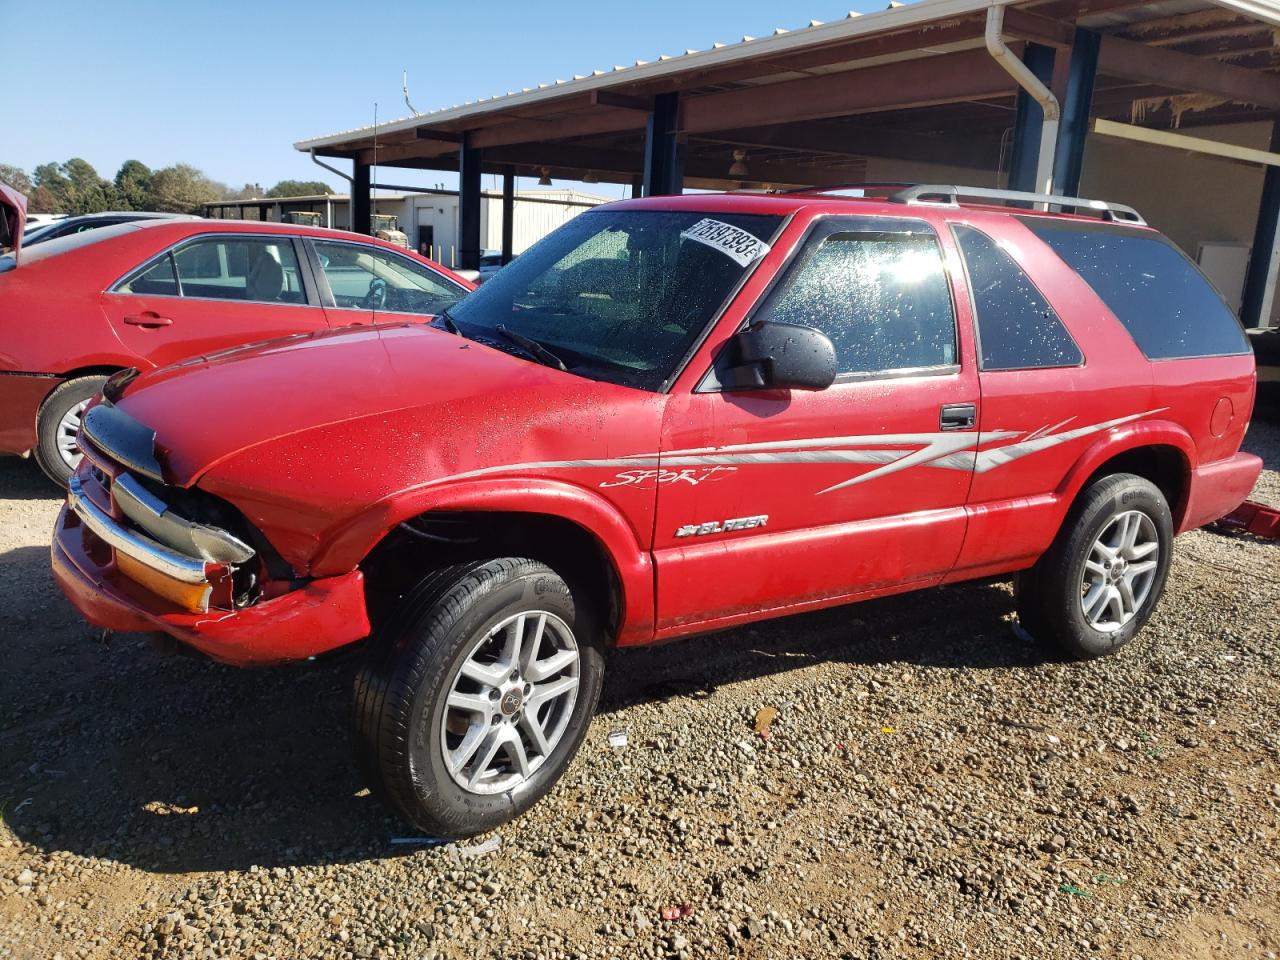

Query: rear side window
left=1021, top=219, right=1249, bottom=360
left=953, top=225, right=1082, bottom=370
left=172, top=237, right=305, bottom=303
left=118, top=253, right=178, bottom=296
left=758, top=230, right=956, bottom=375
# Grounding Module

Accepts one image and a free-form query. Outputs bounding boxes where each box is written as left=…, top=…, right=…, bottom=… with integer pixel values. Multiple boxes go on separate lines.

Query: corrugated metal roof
left=294, top=0, right=1276, bottom=154
left=294, top=0, right=1015, bottom=150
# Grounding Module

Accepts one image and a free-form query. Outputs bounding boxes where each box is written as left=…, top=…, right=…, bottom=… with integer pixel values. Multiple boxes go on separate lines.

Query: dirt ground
left=1, top=424, right=1277, bottom=960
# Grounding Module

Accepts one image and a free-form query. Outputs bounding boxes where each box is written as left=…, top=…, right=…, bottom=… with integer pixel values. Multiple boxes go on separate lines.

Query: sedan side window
left=757, top=230, right=957, bottom=375
left=171, top=237, right=305, bottom=304
left=118, top=253, right=179, bottom=296
left=312, top=240, right=466, bottom=316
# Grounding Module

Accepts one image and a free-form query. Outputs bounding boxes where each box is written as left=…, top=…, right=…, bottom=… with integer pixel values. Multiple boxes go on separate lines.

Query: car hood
left=114, top=323, right=639, bottom=487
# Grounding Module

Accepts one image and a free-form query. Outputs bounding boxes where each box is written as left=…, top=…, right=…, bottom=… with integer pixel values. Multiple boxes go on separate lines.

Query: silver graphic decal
left=428, top=409, right=1166, bottom=495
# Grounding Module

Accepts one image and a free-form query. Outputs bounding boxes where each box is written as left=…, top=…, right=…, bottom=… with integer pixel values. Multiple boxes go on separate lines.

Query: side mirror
left=721, top=321, right=837, bottom=391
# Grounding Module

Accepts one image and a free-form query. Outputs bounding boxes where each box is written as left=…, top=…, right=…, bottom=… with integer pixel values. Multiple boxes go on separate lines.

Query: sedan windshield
left=447, top=208, right=783, bottom=390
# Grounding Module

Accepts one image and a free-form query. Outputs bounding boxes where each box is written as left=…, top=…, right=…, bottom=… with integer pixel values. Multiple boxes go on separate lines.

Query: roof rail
left=781, top=181, right=920, bottom=196
left=889, top=184, right=1146, bottom=225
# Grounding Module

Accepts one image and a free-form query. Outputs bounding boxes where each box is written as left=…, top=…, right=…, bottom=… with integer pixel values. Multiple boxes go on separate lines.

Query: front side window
left=756, top=227, right=956, bottom=375
left=1020, top=218, right=1249, bottom=360
left=448, top=209, right=783, bottom=391
left=953, top=225, right=1082, bottom=371
left=312, top=240, right=467, bottom=316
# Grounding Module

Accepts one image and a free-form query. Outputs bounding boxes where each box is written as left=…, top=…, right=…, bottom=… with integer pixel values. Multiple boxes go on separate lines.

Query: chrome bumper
left=67, top=473, right=210, bottom=584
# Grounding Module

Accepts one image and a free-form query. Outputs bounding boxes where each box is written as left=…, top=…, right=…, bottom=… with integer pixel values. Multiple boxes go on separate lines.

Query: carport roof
left=296, top=0, right=1280, bottom=188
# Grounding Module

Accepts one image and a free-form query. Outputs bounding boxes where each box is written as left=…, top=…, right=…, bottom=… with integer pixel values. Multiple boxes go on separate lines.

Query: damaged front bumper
left=52, top=467, right=371, bottom=666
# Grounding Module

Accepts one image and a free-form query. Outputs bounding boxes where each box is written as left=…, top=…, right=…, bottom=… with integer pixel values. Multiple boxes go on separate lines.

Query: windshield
left=0, top=221, right=144, bottom=273
left=447, top=208, right=783, bottom=390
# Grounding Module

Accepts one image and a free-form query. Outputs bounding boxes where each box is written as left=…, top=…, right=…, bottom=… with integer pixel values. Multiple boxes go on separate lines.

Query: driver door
left=307, top=238, right=467, bottom=328
left=651, top=216, right=981, bottom=638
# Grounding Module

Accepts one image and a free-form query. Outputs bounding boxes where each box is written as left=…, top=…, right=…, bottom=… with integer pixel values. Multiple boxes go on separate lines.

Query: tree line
left=0, top=159, right=333, bottom=215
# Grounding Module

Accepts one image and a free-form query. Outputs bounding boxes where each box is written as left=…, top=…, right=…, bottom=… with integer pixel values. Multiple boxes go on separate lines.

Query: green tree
left=62, top=158, right=115, bottom=213
left=114, top=160, right=152, bottom=210
left=146, top=163, right=222, bottom=213
left=266, top=180, right=332, bottom=198
left=32, top=162, right=72, bottom=211
left=0, top=164, right=33, bottom=195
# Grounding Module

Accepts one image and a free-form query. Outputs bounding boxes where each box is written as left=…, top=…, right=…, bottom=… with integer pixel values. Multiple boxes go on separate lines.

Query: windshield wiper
left=437, top=307, right=461, bottom=335
left=495, top=324, right=567, bottom=371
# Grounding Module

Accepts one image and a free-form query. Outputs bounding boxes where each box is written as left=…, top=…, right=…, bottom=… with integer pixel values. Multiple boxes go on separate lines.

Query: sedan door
left=100, top=233, right=329, bottom=368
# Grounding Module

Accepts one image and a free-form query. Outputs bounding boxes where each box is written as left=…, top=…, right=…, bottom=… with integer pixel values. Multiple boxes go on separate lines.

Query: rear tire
left=1016, top=473, right=1173, bottom=660
left=353, top=558, right=604, bottom=837
left=34, top=375, right=108, bottom=487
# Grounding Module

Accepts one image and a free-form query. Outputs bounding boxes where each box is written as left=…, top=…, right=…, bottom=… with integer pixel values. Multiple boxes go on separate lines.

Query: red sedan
left=0, top=193, right=474, bottom=483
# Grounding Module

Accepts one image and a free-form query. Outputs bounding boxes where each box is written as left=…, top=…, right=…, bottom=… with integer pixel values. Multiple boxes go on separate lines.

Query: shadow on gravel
left=1, top=525, right=1048, bottom=874
left=0, top=456, right=60, bottom=502
left=600, top=580, right=1052, bottom=714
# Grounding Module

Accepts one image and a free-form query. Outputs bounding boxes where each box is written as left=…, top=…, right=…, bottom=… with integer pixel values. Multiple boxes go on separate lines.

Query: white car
left=25, top=213, right=68, bottom=229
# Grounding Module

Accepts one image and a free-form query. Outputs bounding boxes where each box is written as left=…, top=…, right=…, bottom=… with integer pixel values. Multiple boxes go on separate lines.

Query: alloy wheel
left=1079, top=510, right=1160, bottom=633
left=440, top=610, right=580, bottom=795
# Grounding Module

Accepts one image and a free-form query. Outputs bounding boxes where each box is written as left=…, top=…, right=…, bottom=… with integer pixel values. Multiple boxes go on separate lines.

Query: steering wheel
left=363, top=278, right=388, bottom=309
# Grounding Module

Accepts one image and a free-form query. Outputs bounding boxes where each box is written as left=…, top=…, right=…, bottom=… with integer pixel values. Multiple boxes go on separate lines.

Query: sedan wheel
left=34, top=374, right=109, bottom=487
left=55, top=399, right=92, bottom=471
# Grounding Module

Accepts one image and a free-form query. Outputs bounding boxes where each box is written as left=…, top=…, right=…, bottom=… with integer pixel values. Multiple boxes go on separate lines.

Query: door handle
left=940, top=403, right=977, bottom=431
left=123, top=312, right=173, bottom=328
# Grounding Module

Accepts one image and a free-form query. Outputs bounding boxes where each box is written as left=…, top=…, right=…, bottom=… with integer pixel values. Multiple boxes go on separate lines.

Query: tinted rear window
left=953, top=225, right=1082, bottom=371
left=1020, top=219, right=1248, bottom=360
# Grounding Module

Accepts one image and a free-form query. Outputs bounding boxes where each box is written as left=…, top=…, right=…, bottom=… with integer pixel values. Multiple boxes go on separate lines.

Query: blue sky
left=4, top=0, right=896, bottom=196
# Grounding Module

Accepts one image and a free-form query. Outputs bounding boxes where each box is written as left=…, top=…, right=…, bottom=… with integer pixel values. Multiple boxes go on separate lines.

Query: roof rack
left=786, top=182, right=1146, bottom=225
left=889, top=184, right=1146, bottom=225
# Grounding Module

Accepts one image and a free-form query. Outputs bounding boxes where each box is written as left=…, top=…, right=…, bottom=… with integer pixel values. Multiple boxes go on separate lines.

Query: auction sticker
left=680, top=218, right=771, bottom=267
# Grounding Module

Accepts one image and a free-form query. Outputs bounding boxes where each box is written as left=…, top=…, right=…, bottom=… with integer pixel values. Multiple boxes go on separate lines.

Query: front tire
left=1016, top=473, right=1173, bottom=660
left=34, top=375, right=109, bottom=486
left=353, top=559, right=604, bottom=837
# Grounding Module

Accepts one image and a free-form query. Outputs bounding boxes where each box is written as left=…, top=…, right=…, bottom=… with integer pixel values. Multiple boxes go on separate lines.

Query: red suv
left=0, top=195, right=472, bottom=484
left=50, top=185, right=1261, bottom=837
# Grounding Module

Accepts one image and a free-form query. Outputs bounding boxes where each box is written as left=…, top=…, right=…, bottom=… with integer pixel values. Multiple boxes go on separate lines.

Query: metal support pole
left=351, top=162, right=371, bottom=234
left=501, top=166, right=515, bottom=265
left=631, top=175, right=643, bottom=199
left=643, top=92, right=682, bottom=197
left=1053, top=28, right=1100, bottom=197
left=1006, top=43, right=1057, bottom=194
left=458, top=134, right=482, bottom=271
left=1242, top=123, right=1280, bottom=330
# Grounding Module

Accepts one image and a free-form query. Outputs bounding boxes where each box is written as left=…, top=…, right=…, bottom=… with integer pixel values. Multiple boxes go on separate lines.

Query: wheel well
left=359, top=511, right=624, bottom=644
left=1082, top=444, right=1189, bottom=523
left=59, top=365, right=123, bottom=382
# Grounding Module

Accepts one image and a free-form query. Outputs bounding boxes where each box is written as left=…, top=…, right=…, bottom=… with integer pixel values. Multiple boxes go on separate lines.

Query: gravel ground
left=1, top=423, right=1278, bottom=960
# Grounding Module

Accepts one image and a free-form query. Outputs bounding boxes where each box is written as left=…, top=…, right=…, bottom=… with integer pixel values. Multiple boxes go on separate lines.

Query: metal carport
left=295, top=0, right=1280, bottom=330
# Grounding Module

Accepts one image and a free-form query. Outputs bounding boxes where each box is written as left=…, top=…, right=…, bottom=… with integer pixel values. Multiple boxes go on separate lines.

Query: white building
left=203, top=187, right=612, bottom=268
